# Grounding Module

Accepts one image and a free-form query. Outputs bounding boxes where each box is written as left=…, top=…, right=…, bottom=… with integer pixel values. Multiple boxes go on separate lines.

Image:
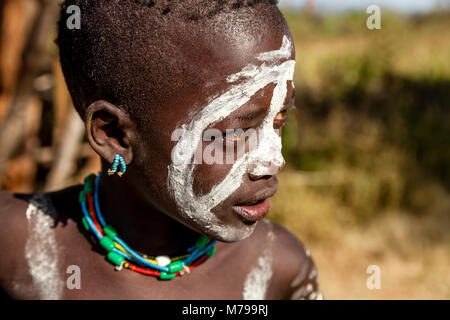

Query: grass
left=270, top=10, right=450, bottom=299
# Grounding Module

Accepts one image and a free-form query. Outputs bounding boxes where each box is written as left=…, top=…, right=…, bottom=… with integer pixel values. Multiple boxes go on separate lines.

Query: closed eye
left=274, top=97, right=296, bottom=129
left=223, top=127, right=251, bottom=143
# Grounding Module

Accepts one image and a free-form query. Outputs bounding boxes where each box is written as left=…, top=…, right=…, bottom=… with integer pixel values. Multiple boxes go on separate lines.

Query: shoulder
left=0, top=191, right=30, bottom=247
left=0, top=187, right=81, bottom=297
left=0, top=191, right=34, bottom=293
left=0, top=186, right=82, bottom=249
left=0, top=190, right=63, bottom=238
left=251, top=219, right=322, bottom=300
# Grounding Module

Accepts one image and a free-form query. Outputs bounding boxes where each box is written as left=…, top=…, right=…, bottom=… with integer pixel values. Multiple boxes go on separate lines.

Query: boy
left=0, top=0, right=321, bottom=299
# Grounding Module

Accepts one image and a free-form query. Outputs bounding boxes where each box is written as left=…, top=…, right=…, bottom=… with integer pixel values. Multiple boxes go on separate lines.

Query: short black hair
left=57, top=0, right=281, bottom=126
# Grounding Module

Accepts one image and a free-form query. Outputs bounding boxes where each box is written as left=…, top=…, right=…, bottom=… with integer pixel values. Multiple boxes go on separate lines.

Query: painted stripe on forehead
left=257, top=35, right=293, bottom=62
left=171, top=37, right=294, bottom=165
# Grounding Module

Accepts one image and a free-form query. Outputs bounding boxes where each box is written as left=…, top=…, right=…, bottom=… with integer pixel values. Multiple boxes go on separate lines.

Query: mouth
left=232, top=199, right=270, bottom=225
left=232, top=187, right=277, bottom=225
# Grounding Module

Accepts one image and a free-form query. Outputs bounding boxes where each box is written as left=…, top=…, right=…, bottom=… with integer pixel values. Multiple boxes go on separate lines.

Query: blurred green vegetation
left=279, top=11, right=450, bottom=223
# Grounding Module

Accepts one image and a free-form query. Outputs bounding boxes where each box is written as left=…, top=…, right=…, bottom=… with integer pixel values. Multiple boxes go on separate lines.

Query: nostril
left=249, top=172, right=272, bottom=181
left=248, top=160, right=283, bottom=180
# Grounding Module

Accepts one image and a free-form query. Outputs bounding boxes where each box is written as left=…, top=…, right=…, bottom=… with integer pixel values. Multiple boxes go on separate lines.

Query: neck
left=95, top=169, right=200, bottom=256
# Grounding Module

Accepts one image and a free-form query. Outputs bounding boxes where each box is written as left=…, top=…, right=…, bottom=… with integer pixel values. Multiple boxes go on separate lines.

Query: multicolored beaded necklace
left=79, top=172, right=217, bottom=280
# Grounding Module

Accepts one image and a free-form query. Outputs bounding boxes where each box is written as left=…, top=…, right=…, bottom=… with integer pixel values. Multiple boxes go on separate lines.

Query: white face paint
left=168, top=35, right=295, bottom=241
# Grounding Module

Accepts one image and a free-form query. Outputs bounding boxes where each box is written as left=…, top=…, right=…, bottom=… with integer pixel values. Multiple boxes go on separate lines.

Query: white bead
left=155, top=255, right=171, bottom=267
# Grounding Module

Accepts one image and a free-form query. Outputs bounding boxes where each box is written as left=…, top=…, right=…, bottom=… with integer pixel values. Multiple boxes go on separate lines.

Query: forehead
left=162, top=8, right=293, bottom=99
left=172, top=6, right=293, bottom=70
left=197, top=33, right=295, bottom=119
left=173, top=32, right=295, bottom=123
left=143, top=12, right=294, bottom=137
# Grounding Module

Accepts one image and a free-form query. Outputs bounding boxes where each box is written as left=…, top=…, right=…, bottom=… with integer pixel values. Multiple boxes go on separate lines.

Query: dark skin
left=0, top=13, right=319, bottom=300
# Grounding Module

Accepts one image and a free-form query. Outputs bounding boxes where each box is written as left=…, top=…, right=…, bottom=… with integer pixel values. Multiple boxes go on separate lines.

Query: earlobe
left=85, top=100, right=134, bottom=166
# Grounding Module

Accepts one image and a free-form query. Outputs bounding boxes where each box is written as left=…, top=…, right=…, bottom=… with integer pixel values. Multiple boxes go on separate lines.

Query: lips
left=233, top=199, right=270, bottom=223
left=232, top=185, right=277, bottom=224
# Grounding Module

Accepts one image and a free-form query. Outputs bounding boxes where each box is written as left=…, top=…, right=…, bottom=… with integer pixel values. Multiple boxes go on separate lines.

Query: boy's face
left=133, top=27, right=295, bottom=242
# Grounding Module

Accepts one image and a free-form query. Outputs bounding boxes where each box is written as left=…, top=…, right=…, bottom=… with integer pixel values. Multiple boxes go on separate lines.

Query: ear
left=85, top=100, right=134, bottom=166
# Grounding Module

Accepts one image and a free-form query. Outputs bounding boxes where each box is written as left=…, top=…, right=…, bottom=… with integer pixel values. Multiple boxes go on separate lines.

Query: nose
left=248, top=158, right=285, bottom=181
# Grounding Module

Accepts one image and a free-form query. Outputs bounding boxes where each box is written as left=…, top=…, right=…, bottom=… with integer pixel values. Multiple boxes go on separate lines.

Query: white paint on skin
left=243, top=222, right=276, bottom=300
left=25, top=195, right=63, bottom=300
left=291, top=283, right=314, bottom=300
left=242, top=252, right=273, bottom=300
left=168, top=36, right=295, bottom=241
left=290, top=264, right=323, bottom=300
left=290, top=285, right=307, bottom=300
left=304, top=283, right=313, bottom=296
left=290, top=262, right=310, bottom=288
left=309, top=267, right=317, bottom=280
left=302, top=284, right=324, bottom=301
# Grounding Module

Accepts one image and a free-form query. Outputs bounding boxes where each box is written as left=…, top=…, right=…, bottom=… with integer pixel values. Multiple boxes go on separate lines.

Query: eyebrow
left=236, top=107, right=267, bottom=122
left=227, top=87, right=296, bottom=123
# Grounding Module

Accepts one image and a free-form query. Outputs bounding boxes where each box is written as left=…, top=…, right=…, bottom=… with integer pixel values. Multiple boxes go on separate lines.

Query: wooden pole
left=0, top=0, right=60, bottom=182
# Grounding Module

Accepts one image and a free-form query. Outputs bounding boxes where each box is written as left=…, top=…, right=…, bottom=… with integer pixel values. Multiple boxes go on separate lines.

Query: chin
left=202, top=221, right=257, bottom=243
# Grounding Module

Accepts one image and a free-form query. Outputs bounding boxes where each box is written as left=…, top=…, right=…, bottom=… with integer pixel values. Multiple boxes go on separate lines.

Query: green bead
left=100, top=236, right=115, bottom=252
left=206, top=246, right=216, bottom=258
left=103, top=225, right=118, bottom=238
left=84, top=174, right=95, bottom=193
left=78, top=190, right=87, bottom=203
left=159, top=272, right=176, bottom=280
left=84, top=173, right=96, bottom=184
left=107, top=251, right=124, bottom=266
left=167, top=261, right=184, bottom=274
left=81, top=217, right=90, bottom=231
left=84, top=183, right=94, bottom=193
left=195, top=235, right=209, bottom=249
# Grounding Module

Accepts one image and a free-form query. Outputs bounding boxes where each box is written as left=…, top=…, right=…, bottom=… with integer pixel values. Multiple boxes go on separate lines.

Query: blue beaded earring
left=108, top=154, right=127, bottom=177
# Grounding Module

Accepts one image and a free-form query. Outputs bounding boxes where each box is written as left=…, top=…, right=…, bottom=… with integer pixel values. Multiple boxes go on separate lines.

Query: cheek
left=190, top=133, right=253, bottom=198
left=192, top=162, right=234, bottom=197
left=131, top=127, right=181, bottom=213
